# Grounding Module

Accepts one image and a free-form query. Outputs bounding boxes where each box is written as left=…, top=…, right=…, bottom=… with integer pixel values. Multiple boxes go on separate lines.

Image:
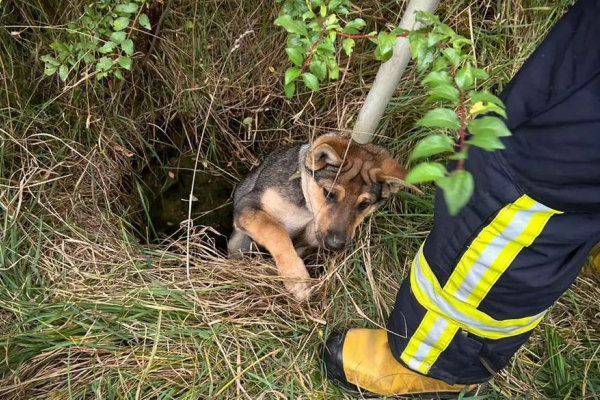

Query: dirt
left=139, top=155, right=234, bottom=252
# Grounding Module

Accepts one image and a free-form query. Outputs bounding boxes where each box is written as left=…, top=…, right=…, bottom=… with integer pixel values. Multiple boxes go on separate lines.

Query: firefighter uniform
left=324, top=0, right=600, bottom=395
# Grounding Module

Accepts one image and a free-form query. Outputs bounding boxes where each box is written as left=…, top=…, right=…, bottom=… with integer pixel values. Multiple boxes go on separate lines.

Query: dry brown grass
left=1, top=0, right=598, bottom=399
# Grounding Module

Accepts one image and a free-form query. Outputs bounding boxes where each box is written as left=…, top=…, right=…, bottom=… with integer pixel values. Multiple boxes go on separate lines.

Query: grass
left=1, top=0, right=599, bottom=399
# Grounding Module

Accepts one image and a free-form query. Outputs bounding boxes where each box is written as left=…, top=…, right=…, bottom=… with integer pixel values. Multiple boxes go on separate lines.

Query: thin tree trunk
left=352, top=0, right=440, bottom=144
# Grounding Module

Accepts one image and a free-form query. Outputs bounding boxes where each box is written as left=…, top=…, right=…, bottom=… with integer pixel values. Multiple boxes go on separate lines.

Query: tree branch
left=301, top=26, right=326, bottom=74
left=454, top=71, right=468, bottom=170
left=335, top=31, right=408, bottom=39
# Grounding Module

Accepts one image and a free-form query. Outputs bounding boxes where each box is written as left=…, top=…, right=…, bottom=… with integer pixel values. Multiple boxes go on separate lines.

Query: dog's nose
left=324, top=234, right=347, bottom=251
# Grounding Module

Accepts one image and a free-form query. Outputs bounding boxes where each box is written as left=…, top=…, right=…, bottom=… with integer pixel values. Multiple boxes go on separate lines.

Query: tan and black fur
left=228, top=134, right=418, bottom=301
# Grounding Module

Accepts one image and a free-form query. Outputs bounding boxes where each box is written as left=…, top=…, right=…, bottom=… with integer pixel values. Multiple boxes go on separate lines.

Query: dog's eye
left=323, top=188, right=336, bottom=203
left=358, top=200, right=371, bottom=211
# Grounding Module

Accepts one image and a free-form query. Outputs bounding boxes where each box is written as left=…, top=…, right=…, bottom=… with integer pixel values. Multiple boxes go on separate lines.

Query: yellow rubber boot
left=323, top=329, right=477, bottom=398
left=592, top=242, right=600, bottom=273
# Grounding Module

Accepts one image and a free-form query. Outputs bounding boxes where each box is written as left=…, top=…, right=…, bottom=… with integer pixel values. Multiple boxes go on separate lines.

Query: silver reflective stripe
left=413, top=249, right=544, bottom=335
left=454, top=202, right=553, bottom=302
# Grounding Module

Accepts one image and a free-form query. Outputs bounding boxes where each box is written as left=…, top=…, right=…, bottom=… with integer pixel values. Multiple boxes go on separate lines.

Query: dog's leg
left=236, top=209, right=311, bottom=301
left=228, top=228, right=252, bottom=259
left=294, top=246, right=312, bottom=258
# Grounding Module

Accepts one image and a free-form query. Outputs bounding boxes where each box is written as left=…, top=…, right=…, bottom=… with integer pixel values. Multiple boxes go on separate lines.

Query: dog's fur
left=228, top=134, right=417, bottom=301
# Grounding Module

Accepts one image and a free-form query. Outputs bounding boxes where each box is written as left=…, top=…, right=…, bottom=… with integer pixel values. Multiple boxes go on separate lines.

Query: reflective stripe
left=401, top=195, right=561, bottom=374
left=446, top=196, right=560, bottom=306
left=401, top=312, right=457, bottom=374
left=412, top=247, right=545, bottom=337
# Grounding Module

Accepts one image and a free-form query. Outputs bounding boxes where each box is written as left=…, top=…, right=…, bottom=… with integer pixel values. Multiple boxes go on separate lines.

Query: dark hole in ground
left=138, top=154, right=234, bottom=252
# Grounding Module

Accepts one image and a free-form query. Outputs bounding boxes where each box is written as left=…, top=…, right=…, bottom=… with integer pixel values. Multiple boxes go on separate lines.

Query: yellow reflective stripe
left=401, top=311, right=459, bottom=375
left=401, top=312, right=438, bottom=372
left=468, top=209, right=557, bottom=305
left=444, top=195, right=535, bottom=295
left=401, top=195, right=561, bottom=373
left=412, top=249, right=544, bottom=338
left=418, top=323, right=458, bottom=374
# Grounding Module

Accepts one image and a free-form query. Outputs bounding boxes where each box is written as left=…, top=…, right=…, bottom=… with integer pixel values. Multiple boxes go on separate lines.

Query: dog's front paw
left=280, top=256, right=312, bottom=302
left=285, top=279, right=312, bottom=302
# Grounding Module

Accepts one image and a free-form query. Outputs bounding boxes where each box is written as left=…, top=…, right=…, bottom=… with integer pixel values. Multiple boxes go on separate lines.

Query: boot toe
left=323, top=331, right=351, bottom=387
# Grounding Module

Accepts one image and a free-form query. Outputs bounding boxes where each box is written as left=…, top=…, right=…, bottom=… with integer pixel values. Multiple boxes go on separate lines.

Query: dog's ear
left=372, top=159, right=423, bottom=198
left=305, top=136, right=346, bottom=170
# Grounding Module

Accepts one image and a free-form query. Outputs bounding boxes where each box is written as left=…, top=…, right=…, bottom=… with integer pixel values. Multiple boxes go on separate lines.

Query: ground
left=1, top=0, right=599, bottom=399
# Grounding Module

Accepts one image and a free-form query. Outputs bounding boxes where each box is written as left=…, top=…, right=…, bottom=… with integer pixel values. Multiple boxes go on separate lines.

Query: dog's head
left=303, top=134, right=418, bottom=251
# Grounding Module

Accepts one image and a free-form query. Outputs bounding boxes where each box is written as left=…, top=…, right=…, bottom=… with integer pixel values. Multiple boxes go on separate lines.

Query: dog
left=228, top=134, right=417, bottom=301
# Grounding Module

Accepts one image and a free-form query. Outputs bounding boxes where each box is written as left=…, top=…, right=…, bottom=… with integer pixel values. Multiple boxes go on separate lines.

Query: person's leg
left=324, top=0, right=600, bottom=395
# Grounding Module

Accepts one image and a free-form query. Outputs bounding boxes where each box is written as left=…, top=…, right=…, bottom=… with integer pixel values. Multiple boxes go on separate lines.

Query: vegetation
left=1, top=0, right=599, bottom=399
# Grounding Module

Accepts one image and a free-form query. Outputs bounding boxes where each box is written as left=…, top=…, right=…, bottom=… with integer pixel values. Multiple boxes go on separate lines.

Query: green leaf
left=114, top=69, right=124, bottom=80
left=326, top=57, right=339, bottom=80
left=316, top=38, right=335, bottom=54
left=274, top=15, right=308, bottom=36
left=442, top=48, right=460, bottom=67
left=392, top=27, right=409, bottom=36
left=416, top=46, right=435, bottom=72
left=83, top=53, right=96, bottom=64
left=428, top=85, right=460, bottom=104
left=342, top=38, right=355, bottom=56
left=302, top=72, right=319, bottom=91
left=309, top=59, right=327, bottom=80
left=242, top=117, right=253, bottom=125
left=410, top=134, right=455, bottom=160
left=467, top=131, right=505, bottom=151
left=59, top=64, right=68, bottom=81
left=41, top=55, right=60, bottom=66
left=415, top=11, right=441, bottom=26
left=110, top=31, right=126, bottom=44
left=302, top=10, right=315, bottom=21
left=417, top=108, right=461, bottom=129
left=432, top=56, right=449, bottom=71
left=405, top=162, right=447, bottom=184
left=427, top=32, right=445, bottom=47
left=455, top=63, right=474, bottom=90
left=319, top=4, right=326, bottom=18
left=374, top=45, right=393, bottom=62
left=345, top=18, right=365, bottom=31
left=450, top=35, right=472, bottom=47
left=96, top=56, right=113, bottom=71
left=377, top=31, right=397, bottom=56
left=471, top=67, right=489, bottom=80
left=139, top=13, right=151, bottom=30
left=50, top=41, right=70, bottom=57
left=284, top=82, right=295, bottom=98
left=408, top=31, right=427, bottom=58
left=285, top=47, right=304, bottom=67
left=438, top=170, right=474, bottom=216
left=115, top=3, right=138, bottom=13
left=113, top=17, right=130, bottom=31
left=121, top=39, right=134, bottom=55
left=468, top=116, right=512, bottom=138
left=328, top=63, right=339, bottom=80
left=284, top=66, right=301, bottom=85
left=118, top=56, right=132, bottom=70
left=325, top=14, right=338, bottom=27
left=423, top=71, right=452, bottom=88
left=44, top=64, right=58, bottom=76
left=469, top=101, right=507, bottom=118
left=470, top=91, right=505, bottom=107
left=98, top=41, right=116, bottom=54
left=185, top=20, right=194, bottom=29
left=434, top=23, right=456, bottom=38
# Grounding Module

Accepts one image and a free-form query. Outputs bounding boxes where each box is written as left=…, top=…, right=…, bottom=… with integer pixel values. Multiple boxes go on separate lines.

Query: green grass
left=1, top=0, right=599, bottom=399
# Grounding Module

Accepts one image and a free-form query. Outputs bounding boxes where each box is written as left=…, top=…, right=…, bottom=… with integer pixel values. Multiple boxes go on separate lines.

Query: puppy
left=228, top=134, right=416, bottom=301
